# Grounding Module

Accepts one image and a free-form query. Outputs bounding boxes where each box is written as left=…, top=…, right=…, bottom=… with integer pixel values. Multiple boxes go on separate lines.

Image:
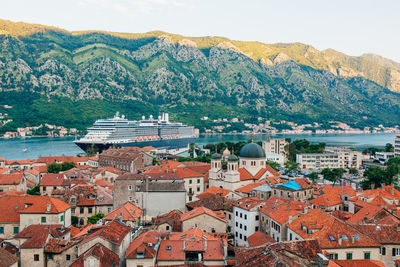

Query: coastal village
left=0, top=135, right=399, bottom=266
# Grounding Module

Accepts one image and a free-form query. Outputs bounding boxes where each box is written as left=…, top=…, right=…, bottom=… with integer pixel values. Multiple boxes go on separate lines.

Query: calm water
left=0, top=133, right=397, bottom=160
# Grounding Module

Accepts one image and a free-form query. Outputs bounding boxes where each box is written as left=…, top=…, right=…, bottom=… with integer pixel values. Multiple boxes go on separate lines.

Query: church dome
left=211, top=153, right=222, bottom=160
left=223, top=148, right=231, bottom=156
left=227, top=154, right=238, bottom=162
left=239, top=143, right=266, bottom=159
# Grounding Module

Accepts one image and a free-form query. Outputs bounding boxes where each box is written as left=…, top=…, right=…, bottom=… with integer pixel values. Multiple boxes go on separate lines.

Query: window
left=235, top=232, right=238, bottom=237
left=240, top=213, right=242, bottom=218
left=346, top=252, right=352, bottom=260
left=197, top=187, right=200, bottom=192
left=244, top=236, right=247, bottom=241
left=60, top=215, right=64, bottom=222
left=240, top=223, right=242, bottom=229
left=128, top=185, right=132, bottom=191
left=244, top=214, right=247, bottom=220
left=255, top=215, right=259, bottom=221
left=13, top=226, right=19, bottom=234
left=80, top=207, right=84, bottom=214
left=236, top=211, right=238, bottom=216
left=229, top=214, right=231, bottom=220
left=189, top=179, right=192, bottom=184
left=66, top=254, right=71, bottom=261
left=197, top=179, right=200, bottom=183
left=88, top=207, right=93, bottom=214
left=240, top=234, right=242, bottom=239
left=48, top=254, right=53, bottom=260
left=364, top=252, right=370, bottom=260
left=329, top=253, right=338, bottom=260
left=189, top=188, right=192, bottom=193
left=0, top=227, right=3, bottom=234
left=34, top=254, right=39, bottom=261
left=71, top=208, right=75, bottom=214
left=289, top=233, right=292, bottom=241
left=189, top=196, right=192, bottom=202
left=255, top=226, right=259, bottom=231
left=41, top=216, right=46, bottom=223
left=236, top=222, right=238, bottom=227
left=129, top=196, right=133, bottom=201
left=166, top=226, right=170, bottom=231
left=244, top=225, right=247, bottom=231
left=382, top=247, right=386, bottom=255
left=43, top=186, right=46, bottom=191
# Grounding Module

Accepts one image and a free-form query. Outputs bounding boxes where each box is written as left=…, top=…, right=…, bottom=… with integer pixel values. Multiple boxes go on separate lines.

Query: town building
left=296, top=153, right=340, bottom=170
left=325, top=147, right=363, bottom=169
left=287, top=209, right=381, bottom=261
left=395, top=134, right=400, bottom=157
left=180, top=206, right=226, bottom=233
left=233, top=197, right=265, bottom=246
left=113, top=173, right=186, bottom=219
left=0, top=172, right=27, bottom=192
left=209, top=143, right=278, bottom=191
left=259, top=196, right=307, bottom=242
left=375, top=152, right=395, bottom=164
left=262, top=138, right=288, bottom=158
left=103, top=201, right=143, bottom=227
left=99, top=147, right=153, bottom=173
left=271, top=178, right=313, bottom=202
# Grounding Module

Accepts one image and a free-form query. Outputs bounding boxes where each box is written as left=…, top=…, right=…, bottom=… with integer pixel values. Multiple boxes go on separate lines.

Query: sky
left=1, top=0, right=399, bottom=62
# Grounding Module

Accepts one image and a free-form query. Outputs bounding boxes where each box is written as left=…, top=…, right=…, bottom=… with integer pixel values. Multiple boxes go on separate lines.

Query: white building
left=296, top=153, right=340, bottom=170
left=262, top=138, right=288, bottom=158
left=325, top=147, right=362, bottom=169
left=375, top=152, right=395, bottom=164
left=233, top=198, right=265, bottom=246
left=395, top=134, right=400, bottom=157
left=265, top=152, right=284, bottom=165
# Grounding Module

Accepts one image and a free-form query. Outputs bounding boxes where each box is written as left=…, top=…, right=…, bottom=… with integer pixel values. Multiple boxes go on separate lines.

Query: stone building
left=113, top=173, right=186, bottom=219
left=99, top=147, right=153, bottom=173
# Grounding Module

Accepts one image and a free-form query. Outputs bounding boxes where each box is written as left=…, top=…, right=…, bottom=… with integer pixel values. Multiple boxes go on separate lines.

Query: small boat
left=22, top=148, right=27, bottom=152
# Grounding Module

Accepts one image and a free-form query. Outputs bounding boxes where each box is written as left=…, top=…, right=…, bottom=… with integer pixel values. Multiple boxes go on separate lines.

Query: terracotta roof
left=44, top=238, right=77, bottom=253
left=346, top=203, right=385, bottom=223
left=70, top=243, right=119, bottom=267
left=287, top=209, right=380, bottom=249
left=329, top=259, right=385, bottom=267
left=311, top=192, right=343, bottom=208
left=0, top=173, right=24, bottom=185
left=235, top=181, right=267, bottom=194
left=77, top=195, right=95, bottom=206
left=116, top=172, right=182, bottom=181
left=0, top=195, right=70, bottom=222
left=235, top=239, right=322, bottom=267
left=145, top=167, right=204, bottom=179
left=78, top=220, right=132, bottom=245
left=0, top=168, right=8, bottom=175
left=157, top=239, right=224, bottom=261
left=0, top=247, right=18, bottom=267
left=40, top=173, right=65, bottom=186
left=95, top=179, right=112, bottom=187
left=69, top=226, right=80, bottom=238
left=234, top=197, right=265, bottom=211
left=154, top=210, right=183, bottom=232
left=20, top=230, right=50, bottom=248
left=187, top=194, right=235, bottom=212
left=260, top=196, right=307, bottom=225
left=349, top=224, right=400, bottom=244
left=104, top=201, right=143, bottom=222
left=266, top=175, right=283, bottom=185
left=197, top=186, right=230, bottom=199
left=126, top=230, right=163, bottom=259
left=169, top=227, right=218, bottom=241
left=238, top=167, right=271, bottom=181
left=247, top=231, right=275, bottom=247
left=181, top=206, right=226, bottom=222
left=15, top=224, right=70, bottom=239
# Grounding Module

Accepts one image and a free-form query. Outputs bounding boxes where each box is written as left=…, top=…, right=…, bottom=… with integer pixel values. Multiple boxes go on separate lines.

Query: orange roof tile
left=40, top=173, right=65, bottom=186
left=0, top=173, right=23, bottom=185
left=287, top=209, right=380, bottom=249
left=247, top=231, right=275, bottom=247
left=197, top=186, right=230, bottom=199
left=78, top=220, right=131, bottom=245
left=260, top=196, right=307, bottom=225
left=169, top=227, right=217, bottom=241
left=235, top=181, right=267, bottom=194
left=104, top=202, right=143, bottom=222
left=234, top=197, right=265, bottom=211
left=70, top=243, right=119, bottom=267
left=126, top=231, right=164, bottom=259
left=181, top=207, right=226, bottom=223
left=329, top=259, right=385, bottom=267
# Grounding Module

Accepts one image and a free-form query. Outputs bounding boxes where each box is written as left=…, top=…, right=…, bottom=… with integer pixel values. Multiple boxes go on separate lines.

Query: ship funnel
left=165, top=113, right=169, bottom=122
left=142, top=116, right=145, bottom=120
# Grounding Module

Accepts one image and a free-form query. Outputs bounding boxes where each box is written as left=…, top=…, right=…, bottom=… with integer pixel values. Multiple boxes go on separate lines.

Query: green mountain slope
left=0, top=19, right=400, bottom=132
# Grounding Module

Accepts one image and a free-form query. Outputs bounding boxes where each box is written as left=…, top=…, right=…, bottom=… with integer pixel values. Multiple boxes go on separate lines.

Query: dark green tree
left=385, top=143, right=394, bottom=152
left=27, top=184, right=40, bottom=195
left=71, top=216, right=79, bottom=226
left=308, top=172, right=319, bottom=185
left=266, top=160, right=280, bottom=171
left=87, top=213, right=105, bottom=224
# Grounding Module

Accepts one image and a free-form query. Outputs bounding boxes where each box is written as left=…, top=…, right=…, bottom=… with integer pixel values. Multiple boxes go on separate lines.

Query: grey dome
left=227, top=154, right=238, bottom=162
left=211, top=153, right=222, bottom=160
left=239, top=143, right=266, bottom=158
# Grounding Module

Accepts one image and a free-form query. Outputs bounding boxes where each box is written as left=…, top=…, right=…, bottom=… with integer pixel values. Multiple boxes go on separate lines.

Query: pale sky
left=1, top=0, right=399, bottom=62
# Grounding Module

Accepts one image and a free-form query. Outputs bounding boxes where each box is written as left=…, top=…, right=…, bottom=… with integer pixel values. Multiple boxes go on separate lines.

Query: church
left=208, top=143, right=278, bottom=191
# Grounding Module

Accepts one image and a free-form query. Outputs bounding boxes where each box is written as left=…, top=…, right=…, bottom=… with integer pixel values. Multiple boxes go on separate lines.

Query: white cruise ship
left=74, top=112, right=195, bottom=153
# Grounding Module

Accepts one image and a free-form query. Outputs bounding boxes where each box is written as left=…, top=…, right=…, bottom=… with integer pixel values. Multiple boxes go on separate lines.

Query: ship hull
left=74, top=137, right=195, bottom=154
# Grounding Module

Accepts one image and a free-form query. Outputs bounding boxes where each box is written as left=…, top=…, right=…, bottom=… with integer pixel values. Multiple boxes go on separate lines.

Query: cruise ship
left=74, top=112, right=195, bottom=153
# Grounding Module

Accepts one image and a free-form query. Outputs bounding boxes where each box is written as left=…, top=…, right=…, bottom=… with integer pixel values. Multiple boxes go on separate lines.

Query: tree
left=47, top=161, right=76, bottom=173
left=308, top=172, right=319, bottom=185
left=87, top=213, right=105, bottom=224
left=266, top=160, right=280, bottom=171
left=385, top=143, right=394, bottom=152
left=349, top=168, right=358, bottom=175
left=27, top=184, right=40, bottom=195
left=331, top=168, right=345, bottom=186
left=285, top=161, right=299, bottom=172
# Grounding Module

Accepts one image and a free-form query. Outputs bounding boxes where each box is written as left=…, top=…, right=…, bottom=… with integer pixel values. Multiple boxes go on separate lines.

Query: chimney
left=338, top=237, right=342, bottom=245
left=371, top=184, right=375, bottom=190
left=317, top=253, right=329, bottom=267
left=46, top=203, right=51, bottom=213
left=351, top=235, right=355, bottom=244
left=288, top=215, right=293, bottom=224
left=304, top=207, right=309, bottom=214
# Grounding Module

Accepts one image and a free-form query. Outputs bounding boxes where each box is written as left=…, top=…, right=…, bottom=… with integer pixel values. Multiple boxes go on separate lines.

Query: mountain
left=0, top=19, right=400, bottom=132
